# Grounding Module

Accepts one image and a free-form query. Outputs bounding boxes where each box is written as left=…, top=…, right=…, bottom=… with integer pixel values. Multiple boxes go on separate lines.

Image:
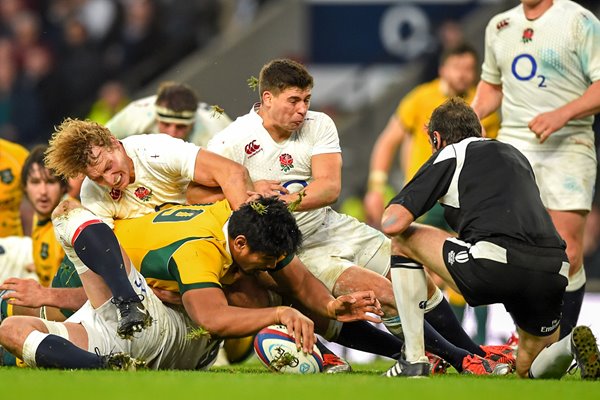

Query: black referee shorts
left=443, top=237, right=568, bottom=337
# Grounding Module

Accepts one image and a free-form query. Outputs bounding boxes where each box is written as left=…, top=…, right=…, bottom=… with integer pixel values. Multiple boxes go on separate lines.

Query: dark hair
left=427, top=97, right=482, bottom=145
left=439, top=42, right=478, bottom=67
left=155, top=81, right=198, bottom=112
left=228, top=196, right=302, bottom=258
left=22, top=144, right=69, bottom=191
left=258, top=59, right=313, bottom=98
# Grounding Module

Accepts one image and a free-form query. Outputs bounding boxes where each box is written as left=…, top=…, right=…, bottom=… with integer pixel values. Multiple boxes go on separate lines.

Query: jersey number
left=511, top=53, right=546, bottom=87
left=152, top=208, right=204, bottom=223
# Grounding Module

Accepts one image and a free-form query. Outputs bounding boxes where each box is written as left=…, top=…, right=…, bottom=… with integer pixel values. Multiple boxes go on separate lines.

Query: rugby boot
left=384, top=357, right=430, bottom=378
left=101, top=352, right=146, bottom=371
left=571, top=325, right=600, bottom=380
left=112, top=295, right=153, bottom=339
left=322, top=353, right=352, bottom=373
left=481, top=344, right=516, bottom=371
left=427, top=352, right=450, bottom=375
left=461, top=354, right=511, bottom=375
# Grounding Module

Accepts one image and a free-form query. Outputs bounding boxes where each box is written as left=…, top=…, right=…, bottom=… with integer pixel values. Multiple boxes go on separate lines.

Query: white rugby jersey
left=481, top=0, right=600, bottom=154
left=208, top=106, right=342, bottom=236
left=81, top=134, right=199, bottom=228
left=105, top=95, right=232, bottom=147
left=0, top=236, right=37, bottom=282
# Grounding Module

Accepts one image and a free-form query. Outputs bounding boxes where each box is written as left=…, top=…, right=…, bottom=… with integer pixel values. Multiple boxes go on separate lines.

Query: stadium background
left=1, top=0, right=600, bottom=360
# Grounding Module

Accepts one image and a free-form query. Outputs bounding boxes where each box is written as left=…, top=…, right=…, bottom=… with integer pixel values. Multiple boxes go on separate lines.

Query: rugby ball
left=253, top=324, right=323, bottom=373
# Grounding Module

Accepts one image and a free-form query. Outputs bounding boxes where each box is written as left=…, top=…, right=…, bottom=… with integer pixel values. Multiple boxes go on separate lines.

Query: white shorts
left=297, top=209, right=390, bottom=291
left=66, top=267, right=220, bottom=370
left=517, top=148, right=596, bottom=211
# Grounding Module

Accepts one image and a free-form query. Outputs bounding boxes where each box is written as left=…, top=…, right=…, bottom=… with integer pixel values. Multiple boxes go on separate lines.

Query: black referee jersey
left=389, top=137, right=565, bottom=250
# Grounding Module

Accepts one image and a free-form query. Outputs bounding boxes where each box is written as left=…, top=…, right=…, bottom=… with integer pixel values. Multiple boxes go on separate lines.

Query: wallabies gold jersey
left=114, top=201, right=236, bottom=294
left=32, top=215, right=65, bottom=287
left=0, top=139, right=29, bottom=237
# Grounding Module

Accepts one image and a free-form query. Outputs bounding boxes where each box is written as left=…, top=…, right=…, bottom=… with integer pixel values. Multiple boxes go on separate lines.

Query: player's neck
left=522, top=0, right=553, bottom=20
left=258, top=109, right=293, bottom=143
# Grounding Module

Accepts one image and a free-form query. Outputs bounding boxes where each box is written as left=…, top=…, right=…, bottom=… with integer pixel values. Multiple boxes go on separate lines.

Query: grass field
left=2, top=359, right=599, bottom=400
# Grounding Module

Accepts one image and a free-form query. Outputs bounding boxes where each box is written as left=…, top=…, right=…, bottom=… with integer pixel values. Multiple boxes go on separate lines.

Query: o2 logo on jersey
left=511, top=53, right=547, bottom=88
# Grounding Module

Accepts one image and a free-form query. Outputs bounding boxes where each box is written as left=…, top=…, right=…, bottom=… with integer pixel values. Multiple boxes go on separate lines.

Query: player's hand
left=276, top=306, right=316, bottom=353
left=364, top=191, right=385, bottom=229
left=327, top=290, right=383, bottom=323
left=528, top=109, right=570, bottom=144
left=0, top=278, right=47, bottom=308
left=253, top=180, right=289, bottom=196
left=151, top=287, right=183, bottom=305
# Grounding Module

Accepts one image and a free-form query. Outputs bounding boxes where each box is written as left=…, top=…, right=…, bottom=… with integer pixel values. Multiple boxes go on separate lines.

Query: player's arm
left=381, top=203, right=416, bottom=237
left=279, top=152, right=342, bottom=211
left=531, top=80, right=600, bottom=143
left=0, top=278, right=87, bottom=310
left=270, top=256, right=383, bottom=323
left=192, top=148, right=254, bottom=210
left=364, top=115, right=407, bottom=228
left=471, top=80, right=503, bottom=121
left=182, top=287, right=316, bottom=353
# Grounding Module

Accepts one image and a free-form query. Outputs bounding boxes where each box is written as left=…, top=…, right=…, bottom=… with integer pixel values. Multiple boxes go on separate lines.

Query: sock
left=333, top=321, right=404, bottom=359
left=560, top=267, right=586, bottom=339
left=529, top=333, right=573, bottom=379
left=424, top=320, right=470, bottom=372
left=425, top=294, right=485, bottom=357
left=473, top=306, right=489, bottom=345
left=22, top=331, right=105, bottom=369
left=390, top=255, right=426, bottom=363
left=73, top=223, right=138, bottom=302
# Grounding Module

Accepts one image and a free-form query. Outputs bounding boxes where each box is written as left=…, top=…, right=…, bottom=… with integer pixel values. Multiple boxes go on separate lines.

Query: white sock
left=22, top=330, right=49, bottom=367
left=529, top=333, right=573, bottom=379
left=566, top=266, right=586, bottom=292
left=53, top=207, right=104, bottom=275
left=390, top=256, right=427, bottom=363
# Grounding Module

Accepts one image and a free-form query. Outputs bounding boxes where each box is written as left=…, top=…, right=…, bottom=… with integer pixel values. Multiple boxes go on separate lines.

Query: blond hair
left=45, top=118, right=115, bottom=178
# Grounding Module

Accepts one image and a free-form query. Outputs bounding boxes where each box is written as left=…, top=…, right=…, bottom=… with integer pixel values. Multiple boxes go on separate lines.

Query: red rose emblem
left=522, top=28, right=534, bottom=43
left=134, top=187, right=152, bottom=202
left=279, top=153, right=294, bottom=172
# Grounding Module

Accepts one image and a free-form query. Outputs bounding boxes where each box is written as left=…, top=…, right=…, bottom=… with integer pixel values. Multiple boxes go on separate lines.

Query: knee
left=51, top=198, right=83, bottom=221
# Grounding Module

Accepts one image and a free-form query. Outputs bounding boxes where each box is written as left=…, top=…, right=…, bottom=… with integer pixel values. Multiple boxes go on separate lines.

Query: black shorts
left=443, top=237, right=568, bottom=336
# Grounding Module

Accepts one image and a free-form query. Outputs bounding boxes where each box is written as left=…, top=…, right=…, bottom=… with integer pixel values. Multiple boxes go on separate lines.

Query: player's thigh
left=527, top=149, right=595, bottom=212
left=392, top=223, right=456, bottom=291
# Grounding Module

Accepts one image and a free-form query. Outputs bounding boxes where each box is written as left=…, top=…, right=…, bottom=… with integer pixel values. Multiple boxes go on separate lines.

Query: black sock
left=333, top=321, right=404, bottom=359
left=73, top=223, right=138, bottom=301
left=424, top=321, right=469, bottom=372
left=559, top=284, right=585, bottom=339
left=425, top=296, right=485, bottom=357
left=315, top=338, right=336, bottom=356
left=35, top=335, right=104, bottom=369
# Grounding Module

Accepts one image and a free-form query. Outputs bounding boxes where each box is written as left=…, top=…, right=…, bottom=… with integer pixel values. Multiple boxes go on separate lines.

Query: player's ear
left=233, top=235, right=248, bottom=251
left=433, top=131, right=442, bottom=151
left=262, top=91, right=272, bottom=106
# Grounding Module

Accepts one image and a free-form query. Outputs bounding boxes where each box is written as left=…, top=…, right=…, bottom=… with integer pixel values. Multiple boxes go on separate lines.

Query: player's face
left=157, top=121, right=193, bottom=140
left=263, top=87, right=311, bottom=134
left=24, top=163, right=65, bottom=218
left=439, top=53, right=477, bottom=96
left=86, top=139, right=134, bottom=190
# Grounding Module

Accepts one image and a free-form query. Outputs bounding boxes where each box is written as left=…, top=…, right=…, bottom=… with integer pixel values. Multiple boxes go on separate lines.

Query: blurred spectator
left=86, top=80, right=129, bottom=125
left=421, top=19, right=466, bottom=83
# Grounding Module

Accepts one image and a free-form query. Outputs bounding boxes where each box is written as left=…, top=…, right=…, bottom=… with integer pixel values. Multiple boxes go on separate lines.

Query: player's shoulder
left=0, top=138, right=29, bottom=161
left=407, top=79, right=441, bottom=102
left=130, top=95, right=157, bottom=108
left=212, top=110, right=259, bottom=140
left=486, top=4, right=520, bottom=32
left=303, top=110, right=335, bottom=127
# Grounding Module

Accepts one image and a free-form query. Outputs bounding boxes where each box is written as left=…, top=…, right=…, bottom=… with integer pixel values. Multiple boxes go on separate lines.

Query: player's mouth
left=114, top=174, right=123, bottom=188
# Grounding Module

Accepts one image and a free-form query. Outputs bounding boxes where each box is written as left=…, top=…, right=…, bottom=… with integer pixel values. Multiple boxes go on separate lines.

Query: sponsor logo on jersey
left=522, top=28, right=534, bottom=43
left=496, top=18, right=509, bottom=31
left=134, top=186, right=152, bottom=202
left=447, top=250, right=455, bottom=266
left=279, top=153, right=294, bottom=172
left=109, top=188, right=122, bottom=201
left=244, top=140, right=262, bottom=158
left=0, top=168, right=14, bottom=184
left=40, top=242, right=49, bottom=260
